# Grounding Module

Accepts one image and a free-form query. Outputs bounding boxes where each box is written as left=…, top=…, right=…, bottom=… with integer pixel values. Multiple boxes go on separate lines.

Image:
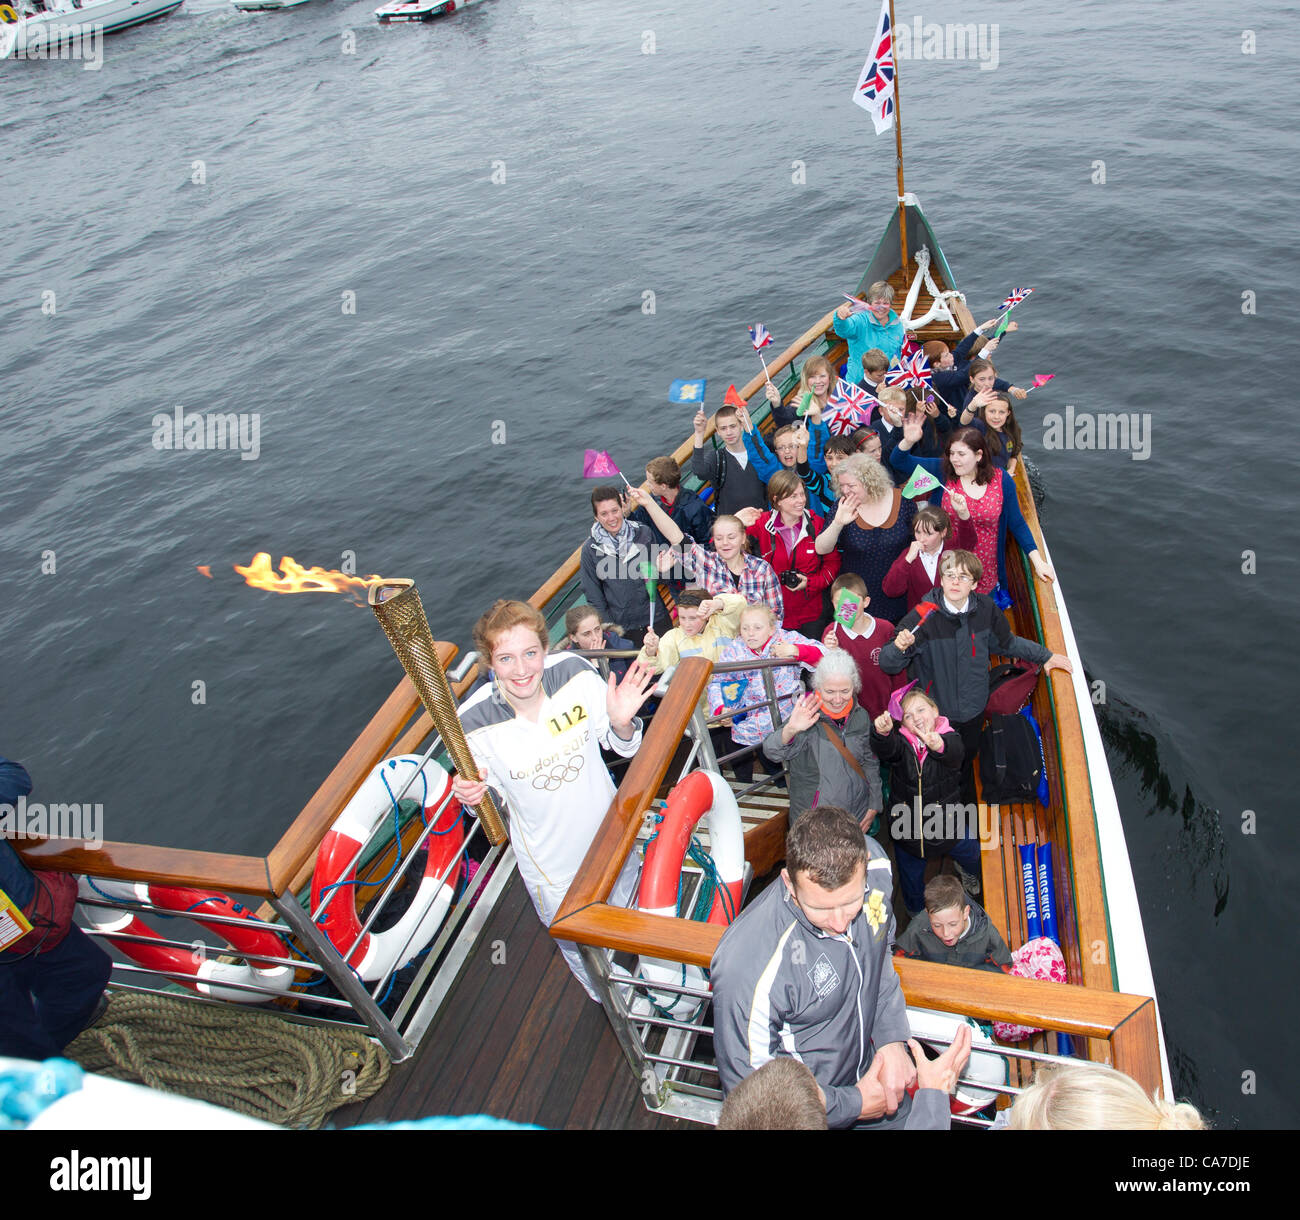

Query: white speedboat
left=0, top=0, right=182, bottom=60
left=375, top=0, right=483, bottom=24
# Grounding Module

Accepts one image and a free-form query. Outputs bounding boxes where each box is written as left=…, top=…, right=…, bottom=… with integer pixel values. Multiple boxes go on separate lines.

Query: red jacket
left=747, top=510, right=841, bottom=629
left=880, top=518, right=977, bottom=612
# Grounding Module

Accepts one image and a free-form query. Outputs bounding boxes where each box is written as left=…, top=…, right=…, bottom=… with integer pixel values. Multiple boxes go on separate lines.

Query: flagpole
left=889, top=0, right=908, bottom=278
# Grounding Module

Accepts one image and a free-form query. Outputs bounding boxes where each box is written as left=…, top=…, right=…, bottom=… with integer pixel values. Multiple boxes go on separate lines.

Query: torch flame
left=233, top=553, right=386, bottom=596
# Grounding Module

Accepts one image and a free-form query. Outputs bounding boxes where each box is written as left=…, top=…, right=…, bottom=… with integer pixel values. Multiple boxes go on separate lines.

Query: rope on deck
left=66, top=993, right=391, bottom=1129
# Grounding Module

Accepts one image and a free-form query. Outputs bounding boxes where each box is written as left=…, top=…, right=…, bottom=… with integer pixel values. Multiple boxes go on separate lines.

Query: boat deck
left=332, top=869, right=690, bottom=1130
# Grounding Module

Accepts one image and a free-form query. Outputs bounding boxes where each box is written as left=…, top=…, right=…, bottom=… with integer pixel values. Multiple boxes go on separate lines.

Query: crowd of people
left=450, top=296, right=1200, bottom=1131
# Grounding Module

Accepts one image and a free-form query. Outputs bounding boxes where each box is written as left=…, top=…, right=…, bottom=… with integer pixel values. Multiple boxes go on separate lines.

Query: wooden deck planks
left=333, top=870, right=689, bottom=1130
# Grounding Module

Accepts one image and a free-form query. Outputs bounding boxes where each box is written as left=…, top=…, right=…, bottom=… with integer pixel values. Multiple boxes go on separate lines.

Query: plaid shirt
left=682, top=541, right=784, bottom=621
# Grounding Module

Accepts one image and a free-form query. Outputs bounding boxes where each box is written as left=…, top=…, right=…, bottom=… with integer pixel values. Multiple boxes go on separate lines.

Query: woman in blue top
left=833, top=281, right=905, bottom=379
left=889, top=419, right=1055, bottom=598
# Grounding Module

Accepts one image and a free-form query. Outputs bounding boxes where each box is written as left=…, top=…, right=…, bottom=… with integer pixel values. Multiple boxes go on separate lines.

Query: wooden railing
left=549, top=657, right=1162, bottom=1094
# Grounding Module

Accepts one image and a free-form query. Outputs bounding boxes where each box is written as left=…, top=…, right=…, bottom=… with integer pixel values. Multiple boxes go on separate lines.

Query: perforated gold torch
left=369, top=579, right=508, bottom=845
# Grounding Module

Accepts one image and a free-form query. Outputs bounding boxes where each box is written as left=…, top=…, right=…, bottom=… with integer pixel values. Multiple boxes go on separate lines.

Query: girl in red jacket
left=741, top=470, right=841, bottom=639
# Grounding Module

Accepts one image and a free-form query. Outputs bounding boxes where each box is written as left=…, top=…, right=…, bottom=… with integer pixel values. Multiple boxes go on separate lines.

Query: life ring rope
left=313, top=763, right=435, bottom=909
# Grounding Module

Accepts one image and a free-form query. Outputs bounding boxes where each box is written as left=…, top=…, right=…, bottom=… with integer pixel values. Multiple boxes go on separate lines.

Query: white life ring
left=310, top=755, right=465, bottom=983
left=907, top=1006, right=1009, bottom=1115
left=77, top=878, right=296, bottom=1003
left=633, top=770, right=745, bottom=1021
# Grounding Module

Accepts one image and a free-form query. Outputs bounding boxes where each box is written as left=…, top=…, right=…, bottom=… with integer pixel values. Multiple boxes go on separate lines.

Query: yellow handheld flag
left=0, top=886, right=34, bottom=951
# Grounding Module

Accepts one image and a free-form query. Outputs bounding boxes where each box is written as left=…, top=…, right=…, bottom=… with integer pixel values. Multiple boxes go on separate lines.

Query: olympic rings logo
left=531, top=756, right=585, bottom=791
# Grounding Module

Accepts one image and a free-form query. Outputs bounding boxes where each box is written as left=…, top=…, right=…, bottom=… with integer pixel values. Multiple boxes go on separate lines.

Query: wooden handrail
left=11, top=840, right=275, bottom=897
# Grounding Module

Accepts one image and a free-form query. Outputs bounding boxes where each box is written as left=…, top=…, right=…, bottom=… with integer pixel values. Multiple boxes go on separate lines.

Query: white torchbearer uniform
left=458, top=653, right=641, bottom=999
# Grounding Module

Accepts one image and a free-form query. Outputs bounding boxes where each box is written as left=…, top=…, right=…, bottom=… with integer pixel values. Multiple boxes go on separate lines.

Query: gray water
left=2, top=0, right=1296, bottom=1127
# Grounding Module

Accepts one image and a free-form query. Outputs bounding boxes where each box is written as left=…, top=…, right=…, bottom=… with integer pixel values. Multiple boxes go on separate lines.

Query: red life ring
left=633, top=770, right=745, bottom=1020
left=638, top=769, right=744, bottom=925
left=77, top=879, right=296, bottom=1002
left=310, top=756, right=465, bottom=982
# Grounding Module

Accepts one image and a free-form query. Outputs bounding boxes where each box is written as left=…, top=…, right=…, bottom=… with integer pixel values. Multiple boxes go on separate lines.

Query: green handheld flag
left=643, top=559, right=659, bottom=633
left=991, top=312, right=1012, bottom=339
left=833, top=589, right=862, bottom=629
left=900, top=466, right=941, bottom=499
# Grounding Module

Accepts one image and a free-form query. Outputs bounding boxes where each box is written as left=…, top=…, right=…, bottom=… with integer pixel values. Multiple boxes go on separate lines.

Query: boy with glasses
left=878, top=550, right=1071, bottom=805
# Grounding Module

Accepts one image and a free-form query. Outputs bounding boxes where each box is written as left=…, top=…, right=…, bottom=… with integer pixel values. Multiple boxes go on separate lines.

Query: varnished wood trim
left=742, top=811, right=788, bottom=879
left=12, top=840, right=274, bottom=897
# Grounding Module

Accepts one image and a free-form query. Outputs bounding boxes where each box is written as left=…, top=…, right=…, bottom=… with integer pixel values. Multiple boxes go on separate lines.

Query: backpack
left=979, top=711, right=1043, bottom=804
left=984, top=661, right=1041, bottom=716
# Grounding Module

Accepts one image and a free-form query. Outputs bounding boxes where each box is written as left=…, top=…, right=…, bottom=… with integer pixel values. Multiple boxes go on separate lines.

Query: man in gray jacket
left=711, top=805, right=948, bottom=1129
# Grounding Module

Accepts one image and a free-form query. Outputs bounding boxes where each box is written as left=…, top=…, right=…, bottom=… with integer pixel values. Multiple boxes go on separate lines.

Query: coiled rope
left=66, top=992, right=390, bottom=1129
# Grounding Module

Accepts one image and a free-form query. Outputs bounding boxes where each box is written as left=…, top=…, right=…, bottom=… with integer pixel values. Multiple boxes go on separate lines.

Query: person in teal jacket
left=834, top=281, right=906, bottom=381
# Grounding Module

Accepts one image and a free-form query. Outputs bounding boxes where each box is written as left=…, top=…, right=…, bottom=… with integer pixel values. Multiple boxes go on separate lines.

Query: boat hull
left=1, top=0, right=182, bottom=58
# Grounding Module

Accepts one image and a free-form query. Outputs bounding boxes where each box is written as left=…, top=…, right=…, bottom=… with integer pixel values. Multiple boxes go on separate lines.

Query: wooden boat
left=21, top=194, right=1167, bottom=1130
left=0, top=0, right=182, bottom=59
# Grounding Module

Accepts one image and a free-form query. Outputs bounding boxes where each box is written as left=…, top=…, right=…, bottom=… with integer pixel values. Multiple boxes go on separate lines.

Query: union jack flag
left=823, top=379, right=876, bottom=436
left=851, top=1, right=895, bottom=135
left=749, top=323, right=772, bottom=352
left=899, top=332, right=922, bottom=361
left=884, top=350, right=932, bottom=390
left=1000, top=287, right=1034, bottom=311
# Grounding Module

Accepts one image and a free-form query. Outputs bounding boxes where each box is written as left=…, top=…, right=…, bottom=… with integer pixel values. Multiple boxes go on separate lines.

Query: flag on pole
left=900, top=465, right=941, bottom=499
left=748, top=324, right=773, bottom=352
left=1031, top=373, right=1056, bottom=388
left=990, top=312, right=1013, bottom=340
left=582, top=449, right=621, bottom=479
left=1000, top=288, right=1034, bottom=311
left=851, top=0, right=895, bottom=134
left=840, top=293, right=871, bottom=313
left=899, top=333, right=923, bottom=361
left=824, top=379, right=876, bottom=435
left=668, top=379, right=707, bottom=404
left=723, top=384, right=748, bottom=408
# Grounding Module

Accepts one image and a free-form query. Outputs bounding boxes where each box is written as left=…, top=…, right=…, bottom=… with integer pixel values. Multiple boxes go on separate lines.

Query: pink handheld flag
left=583, top=450, right=629, bottom=489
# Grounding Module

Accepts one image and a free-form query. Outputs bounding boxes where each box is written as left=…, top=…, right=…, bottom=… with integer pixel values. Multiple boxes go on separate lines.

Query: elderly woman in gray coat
left=762, top=650, right=882, bottom=831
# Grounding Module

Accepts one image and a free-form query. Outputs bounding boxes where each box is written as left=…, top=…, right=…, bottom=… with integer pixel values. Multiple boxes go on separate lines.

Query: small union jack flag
left=749, top=323, right=772, bottom=352
left=1000, top=288, right=1034, bottom=311
left=899, top=332, right=922, bottom=361
left=824, top=379, right=876, bottom=436
left=851, top=1, right=895, bottom=135
left=884, top=351, right=932, bottom=390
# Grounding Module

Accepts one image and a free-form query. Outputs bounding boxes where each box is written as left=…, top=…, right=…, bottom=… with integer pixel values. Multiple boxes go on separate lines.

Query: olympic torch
left=368, top=579, right=508, bottom=846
